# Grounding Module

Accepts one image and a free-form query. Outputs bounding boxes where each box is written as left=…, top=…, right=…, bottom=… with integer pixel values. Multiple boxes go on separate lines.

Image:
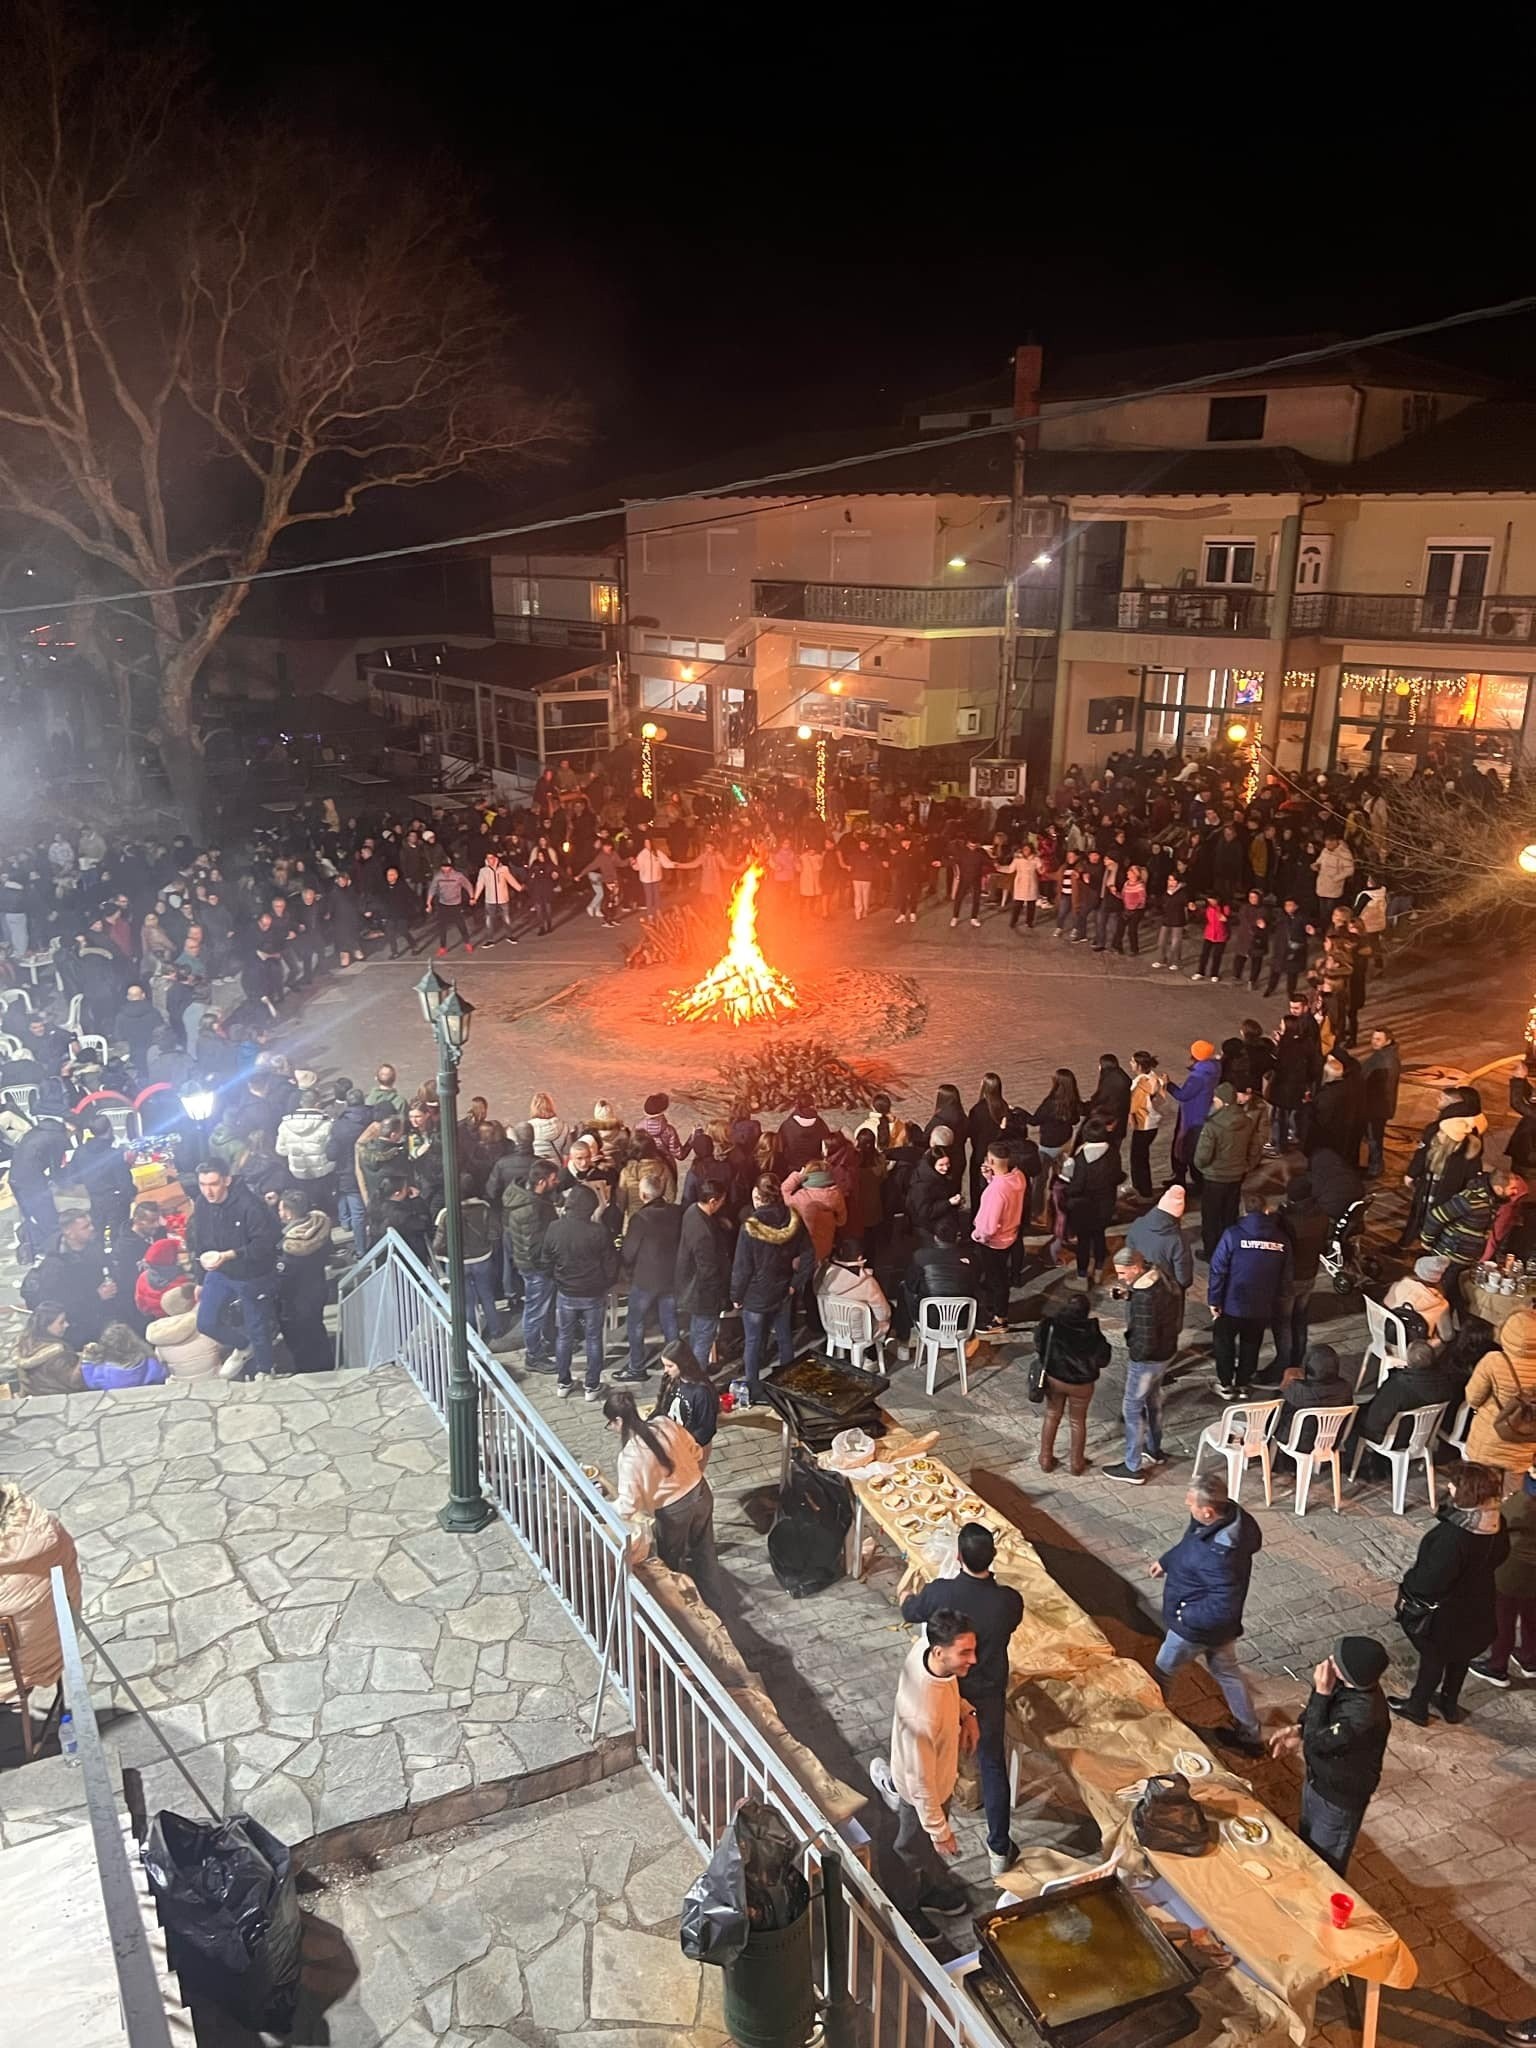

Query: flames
left=672, top=864, right=797, bottom=1026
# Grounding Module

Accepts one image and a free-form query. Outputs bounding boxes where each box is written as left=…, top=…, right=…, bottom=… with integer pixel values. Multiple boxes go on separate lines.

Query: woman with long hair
left=651, top=1339, right=720, bottom=1466
left=603, top=1389, right=725, bottom=1609
left=13, top=1304, right=83, bottom=1397
left=1391, top=1461, right=1510, bottom=1726
left=1025, top=1068, right=1083, bottom=1226
left=925, top=1084, right=968, bottom=1177
left=967, top=1073, right=1009, bottom=1209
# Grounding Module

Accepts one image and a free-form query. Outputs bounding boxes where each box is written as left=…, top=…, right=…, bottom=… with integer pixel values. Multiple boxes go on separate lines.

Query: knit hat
left=144, top=1237, right=183, bottom=1270
left=803, top=1168, right=834, bottom=1188
left=1334, top=1636, right=1389, bottom=1689
left=643, top=1093, right=670, bottom=1115
left=1413, top=1254, right=1450, bottom=1283
left=1190, top=1040, right=1216, bottom=1061
left=1156, top=1186, right=1186, bottom=1217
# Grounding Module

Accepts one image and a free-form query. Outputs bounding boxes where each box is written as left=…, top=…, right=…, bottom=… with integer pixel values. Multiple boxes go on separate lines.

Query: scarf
left=1450, top=1502, right=1503, bottom=1536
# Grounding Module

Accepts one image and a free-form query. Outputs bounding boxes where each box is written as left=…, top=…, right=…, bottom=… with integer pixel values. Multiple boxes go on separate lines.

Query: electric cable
left=3, top=292, right=1533, bottom=619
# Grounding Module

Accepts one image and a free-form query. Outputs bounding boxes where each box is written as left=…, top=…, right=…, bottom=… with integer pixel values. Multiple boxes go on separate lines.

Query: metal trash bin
left=721, top=1907, right=815, bottom=2048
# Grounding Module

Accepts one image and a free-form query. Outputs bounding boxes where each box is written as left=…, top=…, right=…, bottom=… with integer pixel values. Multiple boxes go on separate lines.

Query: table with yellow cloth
left=831, top=1428, right=1415, bottom=2046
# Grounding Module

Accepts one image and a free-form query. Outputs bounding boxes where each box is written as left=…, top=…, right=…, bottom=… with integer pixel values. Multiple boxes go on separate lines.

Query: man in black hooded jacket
left=545, top=1183, right=619, bottom=1399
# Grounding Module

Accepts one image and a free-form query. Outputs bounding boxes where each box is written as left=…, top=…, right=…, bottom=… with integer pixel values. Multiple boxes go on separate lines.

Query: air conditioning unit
left=1487, top=606, right=1533, bottom=639
left=956, top=706, right=983, bottom=737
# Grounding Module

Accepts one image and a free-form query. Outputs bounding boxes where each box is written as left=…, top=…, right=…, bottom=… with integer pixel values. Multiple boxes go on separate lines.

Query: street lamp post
left=416, top=966, right=493, bottom=1533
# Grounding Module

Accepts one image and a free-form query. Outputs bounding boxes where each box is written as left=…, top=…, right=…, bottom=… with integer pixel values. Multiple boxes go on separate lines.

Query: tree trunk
left=153, top=603, right=209, bottom=838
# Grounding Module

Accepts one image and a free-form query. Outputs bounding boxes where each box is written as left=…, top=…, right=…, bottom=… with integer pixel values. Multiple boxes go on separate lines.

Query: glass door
left=1421, top=546, right=1489, bottom=633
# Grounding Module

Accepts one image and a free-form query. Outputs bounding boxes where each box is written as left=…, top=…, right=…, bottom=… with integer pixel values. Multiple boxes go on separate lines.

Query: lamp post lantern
left=415, top=966, right=492, bottom=1533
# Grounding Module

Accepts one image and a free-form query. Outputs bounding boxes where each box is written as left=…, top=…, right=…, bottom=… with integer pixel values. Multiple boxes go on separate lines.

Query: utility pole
left=996, top=346, right=1042, bottom=759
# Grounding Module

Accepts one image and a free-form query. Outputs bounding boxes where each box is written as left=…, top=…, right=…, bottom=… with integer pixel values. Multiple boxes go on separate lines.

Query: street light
left=1226, top=720, right=1249, bottom=743
left=180, top=1082, right=217, bottom=1126
left=796, top=723, right=814, bottom=741
left=415, top=966, right=491, bottom=1534
left=1518, top=844, right=1536, bottom=876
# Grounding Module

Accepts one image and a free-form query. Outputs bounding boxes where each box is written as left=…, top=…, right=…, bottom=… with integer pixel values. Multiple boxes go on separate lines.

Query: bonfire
left=672, top=864, right=797, bottom=1026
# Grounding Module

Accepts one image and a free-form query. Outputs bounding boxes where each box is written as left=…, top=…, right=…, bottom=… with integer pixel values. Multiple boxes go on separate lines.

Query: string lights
left=1344, top=669, right=1469, bottom=697
left=639, top=719, right=666, bottom=798
left=815, top=733, right=829, bottom=820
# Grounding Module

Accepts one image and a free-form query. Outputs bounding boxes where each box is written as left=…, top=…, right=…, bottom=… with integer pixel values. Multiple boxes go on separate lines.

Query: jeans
left=433, top=901, right=473, bottom=949
left=520, top=1267, right=557, bottom=1364
left=465, top=1258, right=505, bottom=1339
left=627, top=1286, right=678, bottom=1372
left=1364, top=1117, right=1387, bottom=1177
left=587, top=874, right=605, bottom=917
left=1488, top=1592, right=1536, bottom=1674
left=1271, top=1288, right=1312, bottom=1378
left=1271, top=1104, right=1301, bottom=1150
left=12, top=1180, right=58, bottom=1262
left=1155, top=925, right=1186, bottom=968
left=741, top=1300, right=794, bottom=1393
left=555, top=1292, right=606, bottom=1388
left=1298, top=1782, right=1365, bottom=1877
left=687, top=1312, right=721, bottom=1365
left=1213, top=1312, right=1267, bottom=1390
left=182, top=1001, right=207, bottom=1058
left=853, top=878, right=873, bottom=918
left=1122, top=1358, right=1168, bottom=1471
left=1155, top=1630, right=1259, bottom=1737
left=337, top=1188, right=368, bottom=1249
left=654, top=1480, right=725, bottom=1612
left=970, top=1689, right=1014, bottom=1856
left=197, top=1267, right=278, bottom=1376
left=977, top=1241, right=1013, bottom=1323
left=481, top=900, right=517, bottom=944
left=642, top=879, right=662, bottom=914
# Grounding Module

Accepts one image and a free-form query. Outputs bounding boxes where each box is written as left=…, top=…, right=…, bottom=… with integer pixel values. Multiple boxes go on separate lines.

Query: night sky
left=155, top=10, right=1536, bottom=485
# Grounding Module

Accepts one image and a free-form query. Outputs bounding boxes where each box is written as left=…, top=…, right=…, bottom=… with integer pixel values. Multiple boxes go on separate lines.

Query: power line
left=3, top=292, right=1534, bottom=621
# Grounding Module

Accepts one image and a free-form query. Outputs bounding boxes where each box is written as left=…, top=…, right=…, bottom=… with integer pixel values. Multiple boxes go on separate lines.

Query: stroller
left=1321, top=1196, right=1382, bottom=1293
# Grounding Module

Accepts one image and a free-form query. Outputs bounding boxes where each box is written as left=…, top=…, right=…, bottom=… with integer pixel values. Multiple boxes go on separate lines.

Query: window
left=830, top=529, right=873, bottom=581
left=1206, top=394, right=1267, bottom=442
left=1202, top=539, right=1257, bottom=587
left=1331, top=666, right=1530, bottom=783
left=639, top=671, right=707, bottom=717
left=796, top=644, right=861, bottom=671
left=636, top=633, right=725, bottom=662
left=1401, top=393, right=1439, bottom=436
left=640, top=532, right=672, bottom=574
left=1421, top=543, right=1491, bottom=632
left=706, top=529, right=739, bottom=576
left=593, top=582, right=620, bottom=622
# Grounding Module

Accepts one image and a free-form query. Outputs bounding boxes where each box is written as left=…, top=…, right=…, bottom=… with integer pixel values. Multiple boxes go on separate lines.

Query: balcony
left=1073, top=587, right=1272, bottom=636
left=1291, top=591, right=1536, bottom=646
left=753, top=578, right=1003, bottom=631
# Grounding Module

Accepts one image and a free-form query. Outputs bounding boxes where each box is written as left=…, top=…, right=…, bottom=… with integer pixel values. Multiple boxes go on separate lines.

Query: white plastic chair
left=0, top=1033, right=22, bottom=1061
left=19, top=941, right=59, bottom=991
left=0, top=1083, right=39, bottom=1119
left=1192, top=1398, right=1283, bottom=1505
left=1362, top=1299, right=1410, bottom=1383
left=1275, top=1404, right=1356, bottom=1515
left=74, top=1033, right=110, bottom=1066
left=1440, top=1401, right=1474, bottom=1460
left=0, top=987, right=31, bottom=1018
left=1349, top=1401, right=1447, bottom=1515
left=918, top=1295, right=978, bottom=1395
left=821, top=1295, right=882, bottom=1374
left=101, top=1105, right=140, bottom=1145
left=63, top=993, right=84, bottom=1036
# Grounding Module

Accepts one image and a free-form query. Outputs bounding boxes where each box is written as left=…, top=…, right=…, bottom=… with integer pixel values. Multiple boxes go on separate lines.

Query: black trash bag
left=681, top=1799, right=810, bottom=1966
left=144, top=1810, right=303, bottom=2033
left=766, top=1451, right=853, bottom=1598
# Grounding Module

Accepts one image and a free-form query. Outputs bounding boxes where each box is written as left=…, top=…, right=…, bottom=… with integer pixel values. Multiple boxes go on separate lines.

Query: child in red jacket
left=1194, top=899, right=1230, bottom=982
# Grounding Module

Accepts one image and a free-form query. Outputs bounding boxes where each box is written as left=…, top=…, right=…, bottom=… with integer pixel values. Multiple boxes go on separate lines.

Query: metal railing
left=1073, top=586, right=1272, bottom=635
left=754, top=577, right=1008, bottom=631
left=49, top=1566, right=176, bottom=2048
left=1290, top=589, right=1536, bottom=642
left=338, top=1232, right=1008, bottom=2048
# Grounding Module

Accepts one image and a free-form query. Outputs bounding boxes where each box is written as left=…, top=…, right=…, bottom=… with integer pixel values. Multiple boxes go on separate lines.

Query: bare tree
left=0, top=6, right=577, bottom=820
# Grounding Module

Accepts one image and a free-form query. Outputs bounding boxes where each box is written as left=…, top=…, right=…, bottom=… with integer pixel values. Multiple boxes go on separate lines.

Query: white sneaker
left=988, top=1847, right=1019, bottom=1878
left=970, top=918, right=981, bottom=928
left=219, top=1347, right=253, bottom=1382
left=950, top=918, right=959, bottom=927
left=868, top=1757, right=901, bottom=1812
left=1190, top=972, right=1203, bottom=980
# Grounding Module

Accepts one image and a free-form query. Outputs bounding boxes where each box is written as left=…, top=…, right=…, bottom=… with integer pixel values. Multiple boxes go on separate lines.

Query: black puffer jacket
left=186, top=1176, right=280, bottom=1281
left=621, top=1199, right=684, bottom=1294
left=543, top=1186, right=619, bottom=1298
left=502, top=1175, right=556, bottom=1274
left=675, top=1202, right=733, bottom=1316
left=908, top=1156, right=963, bottom=1239
left=1034, top=1298, right=1111, bottom=1385
left=1299, top=1682, right=1391, bottom=1812
left=729, top=1201, right=813, bottom=1311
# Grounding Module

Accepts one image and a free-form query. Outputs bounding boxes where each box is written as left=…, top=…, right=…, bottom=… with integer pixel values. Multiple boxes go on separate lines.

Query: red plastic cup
left=1329, top=1893, right=1354, bottom=1929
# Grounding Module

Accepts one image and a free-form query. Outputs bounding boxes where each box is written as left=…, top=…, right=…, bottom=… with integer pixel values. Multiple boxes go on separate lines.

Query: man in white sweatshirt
left=869, top=1610, right=978, bottom=1923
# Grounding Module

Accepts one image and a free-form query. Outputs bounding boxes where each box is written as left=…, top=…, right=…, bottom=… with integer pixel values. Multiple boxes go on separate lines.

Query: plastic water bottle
left=60, top=1711, right=79, bottom=1765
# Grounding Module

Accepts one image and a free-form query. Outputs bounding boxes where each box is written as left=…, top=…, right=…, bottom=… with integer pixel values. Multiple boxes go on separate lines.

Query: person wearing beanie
left=1124, top=1184, right=1194, bottom=1291
left=636, top=1092, right=683, bottom=1161
left=781, top=1163, right=848, bottom=1264
left=1277, top=1342, right=1357, bottom=1452
left=1268, top=1635, right=1391, bottom=1875
left=1163, top=1042, right=1222, bottom=1193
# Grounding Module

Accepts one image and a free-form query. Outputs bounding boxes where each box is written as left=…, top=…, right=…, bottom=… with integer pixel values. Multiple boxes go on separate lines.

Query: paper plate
left=1223, top=1815, right=1271, bottom=1849
left=1172, top=1749, right=1212, bottom=1779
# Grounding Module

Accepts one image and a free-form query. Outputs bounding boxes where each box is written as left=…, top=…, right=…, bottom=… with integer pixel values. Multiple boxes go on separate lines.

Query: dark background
left=146, top=9, right=1536, bottom=488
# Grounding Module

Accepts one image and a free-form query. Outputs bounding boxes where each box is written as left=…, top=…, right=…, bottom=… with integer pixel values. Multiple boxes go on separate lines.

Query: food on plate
left=1172, top=1749, right=1212, bottom=1779
left=1223, top=1815, right=1271, bottom=1848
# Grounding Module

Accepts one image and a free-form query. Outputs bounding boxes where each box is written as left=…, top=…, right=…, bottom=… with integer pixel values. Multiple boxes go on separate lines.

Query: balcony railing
left=755, top=578, right=1008, bottom=630
left=1291, top=591, right=1536, bottom=644
left=1073, top=586, right=1272, bottom=636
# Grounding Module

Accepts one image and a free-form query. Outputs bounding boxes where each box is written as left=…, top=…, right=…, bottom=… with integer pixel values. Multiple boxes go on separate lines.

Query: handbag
left=1493, top=1368, right=1536, bottom=1444
left=1131, top=1773, right=1211, bottom=1857
left=1027, top=1324, right=1052, bottom=1404
left=1394, top=1587, right=1438, bottom=1647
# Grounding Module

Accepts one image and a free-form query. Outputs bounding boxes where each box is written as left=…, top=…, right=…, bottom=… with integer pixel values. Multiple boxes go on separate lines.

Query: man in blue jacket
left=1207, top=1192, right=1292, bottom=1395
left=1148, top=1471, right=1264, bottom=1757
left=1163, top=1040, right=1221, bottom=1192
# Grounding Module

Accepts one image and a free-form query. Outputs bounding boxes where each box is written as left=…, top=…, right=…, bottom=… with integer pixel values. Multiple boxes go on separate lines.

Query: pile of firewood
left=705, top=1038, right=907, bottom=1114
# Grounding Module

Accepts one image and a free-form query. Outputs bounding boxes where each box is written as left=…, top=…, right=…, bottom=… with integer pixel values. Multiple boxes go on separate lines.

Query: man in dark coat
left=1269, top=999, right=1323, bottom=1152
left=674, top=1180, right=733, bottom=1366
left=1148, top=1470, right=1264, bottom=1756
left=23, top=1212, right=119, bottom=1346
left=615, top=1176, right=683, bottom=1382
left=504, top=1160, right=560, bottom=1369
left=186, top=1159, right=282, bottom=1376
left=1360, top=1027, right=1402, bottom=1179
left=1305, top=1052, right=1366, bottom=1168
left=545, top=1182, right=620, bottom=1398
left=730, top=1175, right=814, bottom=1402
left=7, top=1115, right=71, bottom=1263
left=1208, top=1193, right=1292, bottom=1394
left=1357, top=1339, right=1459, bottom=1450
left=1084, top=1053, right=1132, bottom=1146
left=1268, top=1635, right=1391, bottom=1875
